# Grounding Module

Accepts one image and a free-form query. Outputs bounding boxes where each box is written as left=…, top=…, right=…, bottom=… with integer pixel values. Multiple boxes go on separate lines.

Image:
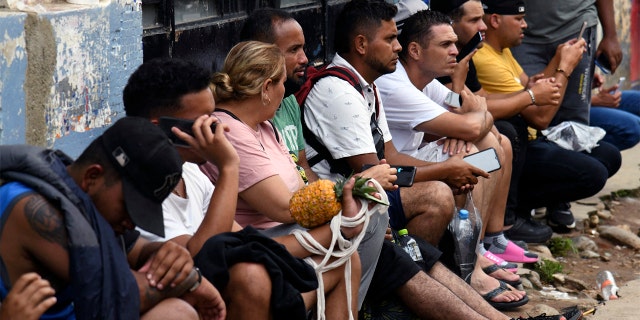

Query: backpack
left=295, top=65, right=385, bottom=177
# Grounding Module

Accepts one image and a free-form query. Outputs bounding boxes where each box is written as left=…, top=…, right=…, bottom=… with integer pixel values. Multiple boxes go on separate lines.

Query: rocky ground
left=502, top=190, right=640, bottom=319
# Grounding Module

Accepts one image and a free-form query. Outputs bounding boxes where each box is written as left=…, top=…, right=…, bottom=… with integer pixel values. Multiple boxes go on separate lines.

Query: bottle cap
left=459, top=209, right=469, bottom=219
left=397, top=228, right=409, bottom=236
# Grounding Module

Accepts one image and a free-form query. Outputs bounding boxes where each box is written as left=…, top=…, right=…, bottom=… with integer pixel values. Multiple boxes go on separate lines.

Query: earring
left=262, top=93, right=271, bottom=106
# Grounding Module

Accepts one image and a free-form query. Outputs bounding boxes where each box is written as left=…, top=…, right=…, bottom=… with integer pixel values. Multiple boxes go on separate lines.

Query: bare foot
left=468, top=268, right=526, bottom=303
left=477, top=254, right=520, bottom=284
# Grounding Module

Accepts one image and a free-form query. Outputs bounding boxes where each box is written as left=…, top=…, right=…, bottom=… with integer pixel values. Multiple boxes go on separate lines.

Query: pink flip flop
left=490, top=241, right=539, bottom=264
left=483, top=251, right=518, bottom=273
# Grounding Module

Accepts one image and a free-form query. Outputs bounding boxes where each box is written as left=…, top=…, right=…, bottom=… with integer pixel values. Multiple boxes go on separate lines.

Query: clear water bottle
left=596, top=270, right=619, bottom=300
left=449, top=208, right=480, bottom=281
left=396, top=229, right=425, bottom=265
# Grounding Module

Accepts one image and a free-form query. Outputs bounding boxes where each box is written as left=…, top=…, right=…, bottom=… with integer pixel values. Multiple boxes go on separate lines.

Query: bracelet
left=526, top=89, right=536, bottom=105
left=555, top=68, right=570, bottom=79
left=188, top=267, right=202, bottom=292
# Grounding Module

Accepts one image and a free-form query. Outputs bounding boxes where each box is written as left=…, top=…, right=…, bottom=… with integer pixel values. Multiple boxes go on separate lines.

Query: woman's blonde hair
left=211, top=41, right=285, bottom=103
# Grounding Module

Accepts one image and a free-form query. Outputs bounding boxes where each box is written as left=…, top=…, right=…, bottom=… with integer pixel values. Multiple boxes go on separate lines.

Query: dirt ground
left=503, top=192, right=640, bottom=319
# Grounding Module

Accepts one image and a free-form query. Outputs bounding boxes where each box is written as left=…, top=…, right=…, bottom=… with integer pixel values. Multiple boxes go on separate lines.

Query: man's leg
left=141, top=298, right=199, bottom=320
left=400, top=181, right=455, bottom=246
left=590, top=106, right=640, bottom=151
left=224, top=262, right=271, bottom=320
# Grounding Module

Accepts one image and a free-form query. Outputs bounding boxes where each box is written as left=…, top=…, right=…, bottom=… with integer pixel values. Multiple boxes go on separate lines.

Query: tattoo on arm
left=24, top=196, right=67, bottom=247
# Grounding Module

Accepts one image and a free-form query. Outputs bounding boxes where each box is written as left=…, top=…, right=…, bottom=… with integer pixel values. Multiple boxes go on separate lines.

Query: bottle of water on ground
left=449, top=193, right=482, bottom=281
left=596, top=270, right=619, bottom=300
left=396, top=229, right=425, bottom=267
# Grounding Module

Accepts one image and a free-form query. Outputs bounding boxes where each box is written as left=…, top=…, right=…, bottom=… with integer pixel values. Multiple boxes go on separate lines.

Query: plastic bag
left=541, top=121, right=606, bottom=153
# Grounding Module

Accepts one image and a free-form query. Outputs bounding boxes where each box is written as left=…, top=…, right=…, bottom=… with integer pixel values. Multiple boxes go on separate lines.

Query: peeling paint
left=2, top=30, right=26, bottom=67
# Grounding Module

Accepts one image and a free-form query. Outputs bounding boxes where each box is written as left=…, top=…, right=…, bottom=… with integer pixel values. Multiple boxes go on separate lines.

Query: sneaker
left=547, top=202, right=576, bottom=233
left=504, top=216, right=553, bottom=243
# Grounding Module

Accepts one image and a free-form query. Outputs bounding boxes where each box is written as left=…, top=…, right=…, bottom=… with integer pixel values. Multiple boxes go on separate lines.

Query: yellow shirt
left=473, top=44, right=525, bottom=94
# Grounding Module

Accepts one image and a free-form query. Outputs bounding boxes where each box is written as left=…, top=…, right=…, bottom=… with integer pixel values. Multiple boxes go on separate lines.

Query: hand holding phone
left=361, top=164, right=416, bottom=187
left=158, top=116, right=218, bottom=147
left=577, top=21, right=587, bottom=40
left=595, top=54, right=612, bottom=74
left=456, top=32, right=483, bottom=62
left=610, top=77, right=626, bottom=94
left=463, top=148, right=501, bottom=173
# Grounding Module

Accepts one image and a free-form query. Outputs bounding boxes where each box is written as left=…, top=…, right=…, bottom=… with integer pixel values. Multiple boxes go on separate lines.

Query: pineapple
left=290, top=176, right=388, bottom=228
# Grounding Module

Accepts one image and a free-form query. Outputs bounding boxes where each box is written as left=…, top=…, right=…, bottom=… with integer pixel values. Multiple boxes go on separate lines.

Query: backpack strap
left=295, top=66, right=384, bottom=177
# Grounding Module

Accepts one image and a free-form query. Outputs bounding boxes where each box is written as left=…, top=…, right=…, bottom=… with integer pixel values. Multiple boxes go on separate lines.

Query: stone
left=529, top=245, right=556, bottom=261
left=597, top=210, right=613, bottom=220
left=588, top=214, right=600, bottom=227
left=580, top=250, right=600, bottom=259
left=521, top=277, right=533, bottom=289
left=572, top=235, right=598, bottom=251
left=563, top=275, right=589, bottom=291
left=598, top=225, right=640, bottom=249
left=527, top=271, right=544, bottom=289
left=529, top=304, right=560, bottom=315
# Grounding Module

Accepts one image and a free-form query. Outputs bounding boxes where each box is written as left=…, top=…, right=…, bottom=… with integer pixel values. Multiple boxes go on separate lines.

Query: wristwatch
left=188, top=267, right=202, bottom=292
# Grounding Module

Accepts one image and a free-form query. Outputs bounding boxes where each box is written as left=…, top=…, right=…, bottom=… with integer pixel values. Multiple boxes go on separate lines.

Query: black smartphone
left=463, top=148, right=501, bottom=173
left=361, top=164, right=417, bottom=187
left=158, top=116, right=217, bottom=147
left=456, top=32, right=483, bottom=62
left=595, top=53, right=612, bottom=74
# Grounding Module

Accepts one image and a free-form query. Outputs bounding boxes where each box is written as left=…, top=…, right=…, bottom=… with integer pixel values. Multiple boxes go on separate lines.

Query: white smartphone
left=577, top=21, right=587, bottom=40
left=445, top=91, right=462, bottom=108
left=463, top=147, right=501, bottom=173
left=609, top=77, right=626, bottom=94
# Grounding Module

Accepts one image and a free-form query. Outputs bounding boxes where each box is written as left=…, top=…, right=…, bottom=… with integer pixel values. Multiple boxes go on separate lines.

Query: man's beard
left=365, top=55, right=396, bottom=76
left=285, top=77, right=303, bottom=96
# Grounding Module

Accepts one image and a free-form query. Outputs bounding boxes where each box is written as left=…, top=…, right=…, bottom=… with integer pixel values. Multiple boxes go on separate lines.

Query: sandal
left=483, top=280, right=529, bottom=311
left=482, top=264, right=522, bottom=287
left=489, top=241, right=539, bottom=264
left=483, top=251, right=518, bottom=273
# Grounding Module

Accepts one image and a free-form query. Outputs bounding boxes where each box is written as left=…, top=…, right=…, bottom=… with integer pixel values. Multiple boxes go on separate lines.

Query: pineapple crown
left=334, top=174, right=388, bottom=205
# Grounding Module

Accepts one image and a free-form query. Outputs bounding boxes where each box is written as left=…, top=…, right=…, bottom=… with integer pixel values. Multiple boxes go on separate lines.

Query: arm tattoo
left=24, top=196, right=68, bottom=248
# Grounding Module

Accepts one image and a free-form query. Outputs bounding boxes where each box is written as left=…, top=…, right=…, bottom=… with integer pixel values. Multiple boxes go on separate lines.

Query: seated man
left=376, top=8, right=530, bottom=309
left=0, top=117, right=224, bottom=319
left=473, top=0, right=621, bottom=233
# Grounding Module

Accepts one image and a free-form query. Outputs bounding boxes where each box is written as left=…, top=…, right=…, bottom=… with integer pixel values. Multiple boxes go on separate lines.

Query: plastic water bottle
left=449, top=208, right=480, bottom=281
left=396, top=229, right=425, bottom=266
left=596, top=270, right=619, bottom=300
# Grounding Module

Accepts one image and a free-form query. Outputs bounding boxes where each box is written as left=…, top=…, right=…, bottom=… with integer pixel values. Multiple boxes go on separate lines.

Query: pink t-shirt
left=200, top=110, right=301, bottom=229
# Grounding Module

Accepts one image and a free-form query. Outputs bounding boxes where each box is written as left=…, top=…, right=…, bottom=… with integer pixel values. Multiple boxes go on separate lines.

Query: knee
left=227, top=262, right=271, bottom=303
left=142, top=298, right=198, bottom=320
left=418, top=181, right=455, bottom=220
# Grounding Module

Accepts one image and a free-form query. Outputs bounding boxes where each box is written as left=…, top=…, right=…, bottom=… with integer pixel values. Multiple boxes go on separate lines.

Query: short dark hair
left=334, top=0, right=398, bottom=54
left=240, top=8, right=294, bottom=43
left=74, top=138, right=119, bottom=186
left=123, top=58, right=212, bottom=118
left=398, top=10, right=452, bottom=61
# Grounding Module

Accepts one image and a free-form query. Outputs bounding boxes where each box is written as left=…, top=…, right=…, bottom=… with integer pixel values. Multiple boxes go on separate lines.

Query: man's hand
left=0, top=273, right=56, bottom=320
left=530, top=77, right=561, bottom=106
left=596, top=35, right=622, bottom=74
left=139, top=241, right=194, bottom=290
left=458, top=89, right=487, bottom=114
left=173, top=114, right=240, bottom=169
left=450, top=49, right=476, bottom=91
left=440, top=155, right=488, bottom=193
left=339, top=176, right=385, bottom=238
left=556, top=38, right=587, bottom=72
left=438, top=138, right=473, bottom=156
left=357, top=159, right=398, bottom=191
left=592, top=85, right=622, bottom=108
left=181, top=278, right=226, bottom=320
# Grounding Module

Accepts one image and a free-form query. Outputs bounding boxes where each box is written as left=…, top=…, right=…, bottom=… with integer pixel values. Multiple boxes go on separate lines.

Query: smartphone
left=577, top=21, right=588, bottom=40
left=456, top=32, right=483, bottom=62
left=361, top=164, right=417, bottom=187
left=158, top=116, right=217, bottom=147
left=444, top=91, right=462, bottom=108
left=463, top=147, right=501, bottom=173
left=595, top=53, right=612, bottom=74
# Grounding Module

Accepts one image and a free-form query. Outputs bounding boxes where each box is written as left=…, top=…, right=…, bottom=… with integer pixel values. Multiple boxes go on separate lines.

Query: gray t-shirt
left=522, top=0, right=598, bottom=44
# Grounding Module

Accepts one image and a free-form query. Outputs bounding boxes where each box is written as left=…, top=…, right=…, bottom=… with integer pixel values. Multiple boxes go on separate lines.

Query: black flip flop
left=483, top=280, right=529, bottom=311
left=482, top=264, right=522, bottom=287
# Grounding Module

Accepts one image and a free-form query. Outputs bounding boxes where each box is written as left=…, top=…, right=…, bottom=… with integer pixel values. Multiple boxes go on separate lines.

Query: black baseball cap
left=99, top=117, right=182, bottom=237
left=429, top=0, right=470, bottom=15
left=394, top=0, right=429, bottom=31
left=482, top=0, right=526, bottom=15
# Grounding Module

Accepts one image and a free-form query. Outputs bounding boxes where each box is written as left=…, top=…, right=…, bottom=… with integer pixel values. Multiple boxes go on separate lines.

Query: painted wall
left=0, top=0, right=142, bottom=158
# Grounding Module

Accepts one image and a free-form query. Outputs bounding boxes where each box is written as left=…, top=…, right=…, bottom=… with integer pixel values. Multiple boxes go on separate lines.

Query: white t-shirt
left=377, top=62, right=449, bottom=157
left=138, top=163, right=212, bottom=242
left=303, top=54, right=392, bottom=181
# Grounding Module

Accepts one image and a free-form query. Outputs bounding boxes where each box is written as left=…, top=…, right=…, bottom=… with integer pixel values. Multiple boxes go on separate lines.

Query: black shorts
left=365, top=239, right=442, bottom=302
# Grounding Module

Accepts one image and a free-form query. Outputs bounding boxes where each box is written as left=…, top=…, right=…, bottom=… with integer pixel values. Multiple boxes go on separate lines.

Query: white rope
left=292, top=179, right=389, bottom=320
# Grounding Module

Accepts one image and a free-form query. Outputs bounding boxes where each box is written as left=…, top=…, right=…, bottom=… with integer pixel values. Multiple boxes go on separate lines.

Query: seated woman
left=200, top=41, right=392, bottom=319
